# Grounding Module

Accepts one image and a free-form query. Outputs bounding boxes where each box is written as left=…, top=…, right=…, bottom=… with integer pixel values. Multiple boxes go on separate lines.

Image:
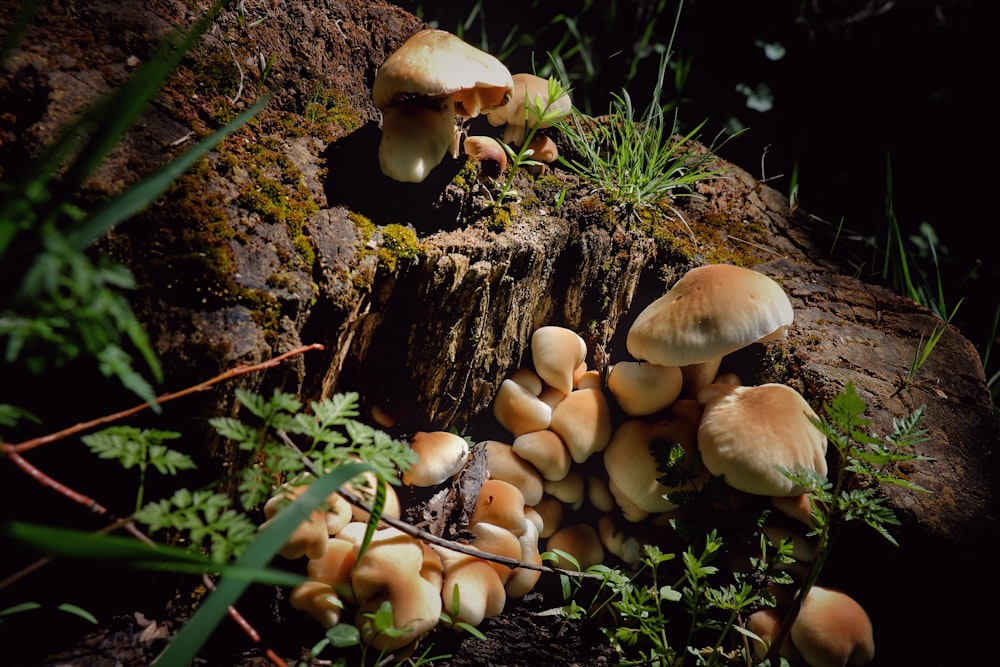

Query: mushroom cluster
left=372, top=30, right=571, bottom=183
left=269, top=263, right=874, bottom=666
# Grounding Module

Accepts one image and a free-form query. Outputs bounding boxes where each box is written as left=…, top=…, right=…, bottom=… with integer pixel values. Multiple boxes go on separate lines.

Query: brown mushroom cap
left=697, top=383, right=828, bottom=497
left=791, top=586, right=876, bottom=667
left=606, top=361, right=684, bottom=416
left=372, top=29, right=513, bottom=117
left=626, top=265, right=793, bottom=395
left=531, top=325, right=587, bottom=395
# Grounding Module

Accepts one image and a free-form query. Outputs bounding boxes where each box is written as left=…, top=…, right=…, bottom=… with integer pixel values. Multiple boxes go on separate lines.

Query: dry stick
left=337, top=486, right=603, bottom=581
left=1, top=344, right=324, bottom=666
left=3, top=448, right=290, bottom=667
left=4, top=343, right=325, bottom=454
left=279, top=432, right=601, bottom=582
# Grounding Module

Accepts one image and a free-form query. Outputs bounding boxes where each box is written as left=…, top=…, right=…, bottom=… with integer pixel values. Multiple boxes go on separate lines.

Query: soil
left=1, top=2, right=998, bottom=667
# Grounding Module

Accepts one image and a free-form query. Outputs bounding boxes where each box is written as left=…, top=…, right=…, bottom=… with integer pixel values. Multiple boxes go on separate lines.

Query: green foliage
left=556, top=50, right=735, bottom=226
left=134, top=489, right=259, bottom=563
left=210, top=388, right=417, bottom=511
left=82, top=426, right=194, bottom=512
left=495, top=75, right=574, bottom=206
left=0, top=600, right=97, bottom=626
left=554, top=382, right=931, bottom=665
left=151, top=461, right=372, bottom=667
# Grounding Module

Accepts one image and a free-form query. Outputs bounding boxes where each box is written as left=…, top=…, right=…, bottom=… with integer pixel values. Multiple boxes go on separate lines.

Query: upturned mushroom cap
left=626, top=264, right=793, bottom=395
left=697, top=383, right=828, bottom=497
left=487, top=72, right=572, bottom=145
left=791, top=586, right=876, bottom=667
left=402, top=430, right=470, bottom=487
left=372, top=29, right=513, bottom=117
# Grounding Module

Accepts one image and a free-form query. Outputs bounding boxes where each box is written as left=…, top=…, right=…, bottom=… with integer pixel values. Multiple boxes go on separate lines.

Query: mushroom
left=606, top=361, right=684, bottom=416
left=433, top=544, right=507, bottom=627
left=492, top=376, right=553, bottom=436
left=511, top=429, right=572, bottom=481
left=546, top=523, right=605, bottom=571
left=260, top=481, right=331, bottom=561
left=463, top=135, right=508, bottom=180
left=484, top=439, right=545, bottom=506
left=487, top=72, right=572, bottom=146
left=791, top=586, right=876, bottom=667
left=346, top=525, right=444, bottom=652
left=470, top=478, right=528, bottom=537
left=402, top=430, right=470, bottom=487
left=626, top=264, right=794, bottom=397
left=696, top=383, right=828, bottom=497
left=504, top=518, right=543, bottom=598
left=548, top=387, right=613, bottom=464
left=372, top=29, right=514, bottom=182
left=525, top=134, right=559, bottom=163
left=531, top=325, right=587, bottom=395
left=603, top=416, right=704, bottom=521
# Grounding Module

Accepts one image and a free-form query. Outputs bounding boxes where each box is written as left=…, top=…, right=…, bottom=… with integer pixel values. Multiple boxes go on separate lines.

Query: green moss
left=276, top=88, right=362, bottom=142
left=233, top=136, right=320, bottom=271
left=486, top=205, right=513, bottom=232
left=378, top=224, right=425, bottom=273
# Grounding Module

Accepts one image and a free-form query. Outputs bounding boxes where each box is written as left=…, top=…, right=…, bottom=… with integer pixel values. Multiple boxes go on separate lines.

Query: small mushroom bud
left=464, top=135, right=507, bottom=180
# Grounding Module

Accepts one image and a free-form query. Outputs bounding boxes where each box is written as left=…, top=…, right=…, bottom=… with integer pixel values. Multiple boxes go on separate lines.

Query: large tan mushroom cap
left=372, top=29, right=513, bottom=117
left=627, top=264, right=793, bottom=367
left=548, top=387, right=612, bottom=464
left=791, top=586, right=875, bottom=667
left=697, top=383, right=828, bottom=497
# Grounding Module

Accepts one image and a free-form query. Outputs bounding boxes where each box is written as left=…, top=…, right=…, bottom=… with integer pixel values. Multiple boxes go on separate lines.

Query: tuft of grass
left=555, top=45, right=739, bottom=236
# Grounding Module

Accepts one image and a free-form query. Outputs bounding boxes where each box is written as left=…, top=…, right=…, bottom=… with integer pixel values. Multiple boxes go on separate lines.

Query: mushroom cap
left=511, top=429, right=572, bottom=481
left=626, top=264, right=794, bottom=367
left=402, top=430, right=470, bottom=487
left=484, top=439, right=545, bottom=506
left=433, top=546, right=507, bottom=626
left=349, top=526, right=444, bottom=651
left=603, top=416, right=701, bottom=516
left=493, top=377, right=553, bottom=436
left=372, top=29, right=513, bottom=117
left=791, top=586, right=875, bottom=667
left=531, top=325, right=587, bottom=395
left=548, top=387, right=613, bottom=464
left=697, top=383, right=828, bottom=497
left=261, top=482, right=330, bottom=561
left=487, top=72, right=573, bottom=144
left=546, top=523, right=605, bottom=571
left=606, top=361, right=684, bottom=416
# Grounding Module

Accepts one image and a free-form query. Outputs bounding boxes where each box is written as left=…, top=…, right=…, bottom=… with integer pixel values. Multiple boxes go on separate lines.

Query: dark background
left=397, top=0, right=996, bottom=397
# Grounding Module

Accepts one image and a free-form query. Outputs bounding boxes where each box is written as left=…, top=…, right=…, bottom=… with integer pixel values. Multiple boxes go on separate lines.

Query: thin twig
left=4, top=343, right=324, bottom=454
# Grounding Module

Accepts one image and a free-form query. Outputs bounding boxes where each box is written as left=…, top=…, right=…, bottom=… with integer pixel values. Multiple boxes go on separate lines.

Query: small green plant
left=495, top=75, right=574, bottom=206
left=555, top=20, right=737, bottom=236
left=550, top=382, right=930, bottom=665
